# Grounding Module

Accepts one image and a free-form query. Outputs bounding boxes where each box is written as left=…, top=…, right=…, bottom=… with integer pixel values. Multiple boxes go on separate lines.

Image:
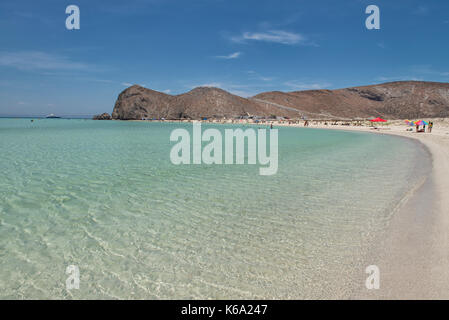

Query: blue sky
left=0, top=0, right=448, bottom=116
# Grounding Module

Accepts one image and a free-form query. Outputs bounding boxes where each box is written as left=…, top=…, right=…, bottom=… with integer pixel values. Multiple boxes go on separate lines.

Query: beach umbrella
left=370, top=117, right=387, bottom=122
left=369, top=117, right=387, bottom=126
left=415, top=120, right=428, bottom=126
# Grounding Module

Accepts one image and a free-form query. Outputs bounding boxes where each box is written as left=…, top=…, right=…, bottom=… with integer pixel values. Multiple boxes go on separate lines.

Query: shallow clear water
left=0, top=119, right=430, bottom=299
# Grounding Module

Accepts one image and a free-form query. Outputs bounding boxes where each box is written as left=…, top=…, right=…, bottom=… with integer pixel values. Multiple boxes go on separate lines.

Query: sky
left=0, top=0, right=448, bottom=116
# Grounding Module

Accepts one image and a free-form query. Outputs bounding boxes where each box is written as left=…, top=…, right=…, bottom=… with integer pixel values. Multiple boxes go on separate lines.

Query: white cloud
left=231, top=30, right=305, bottom=45
left=121, top=82, right=134, bottom=86
left=163, top=89, right=171, bottom=94
left=215, top=52, right=242, bottom=59
left=410, top=65, right=449, bottom=77
left=247, top=70, right=274, bottom=82
left=197, top=82, right=223, bottom=88
left=284, top=81, right=331, bottom=91
left=375, top=76, right=424, bottom=82
left=0, top=51, right=88, bottom=71
left=412, top=6, right=429, bottom=16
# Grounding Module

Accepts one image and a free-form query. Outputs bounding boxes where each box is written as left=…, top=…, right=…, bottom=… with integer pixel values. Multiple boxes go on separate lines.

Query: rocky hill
left=171, top=87, right=279, bottom=119
left=111, top=85, right=292, bottom=120
left=112, top=85, right=175, bottom=120
left=93, top=112, right=112, bottom=120
left=253, top=81, right=449, bottom=119
left=110, top=81, right=449, bottom=120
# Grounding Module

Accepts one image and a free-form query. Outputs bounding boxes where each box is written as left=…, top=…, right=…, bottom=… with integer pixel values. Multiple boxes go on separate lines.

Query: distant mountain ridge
left=110, top=81, right=449, bottom=120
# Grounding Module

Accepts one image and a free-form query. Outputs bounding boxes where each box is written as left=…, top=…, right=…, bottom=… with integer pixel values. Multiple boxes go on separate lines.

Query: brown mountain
left=111, top=85, right=292, bottom=120
left=171, top=87, right=275, bottom=119
left=253, top=81, right=449, bottom=119
left=111, top=81, right=449, bottom=120
left=112, top=85, right=175, bottom=120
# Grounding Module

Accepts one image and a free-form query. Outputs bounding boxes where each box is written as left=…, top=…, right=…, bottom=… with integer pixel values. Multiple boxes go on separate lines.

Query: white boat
left=46, top=114, right=61, bottom=119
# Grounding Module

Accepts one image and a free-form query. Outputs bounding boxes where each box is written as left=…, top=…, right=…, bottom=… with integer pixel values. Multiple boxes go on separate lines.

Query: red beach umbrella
left=369, top=117, right=387, bottom=122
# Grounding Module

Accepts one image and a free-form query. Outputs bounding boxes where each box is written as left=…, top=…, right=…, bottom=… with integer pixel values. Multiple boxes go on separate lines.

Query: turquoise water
left=0, top=119, right=430, bottom=299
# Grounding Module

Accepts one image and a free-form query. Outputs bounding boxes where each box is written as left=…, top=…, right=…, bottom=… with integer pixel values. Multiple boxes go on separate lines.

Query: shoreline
left=124, top=118, right=449, bottom=298
left=365, top=129, right=449, bottom=299
left=284, top=123, right=449, bottom=299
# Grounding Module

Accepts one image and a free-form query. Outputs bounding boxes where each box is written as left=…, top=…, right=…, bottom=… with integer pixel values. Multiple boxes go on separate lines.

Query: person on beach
left=416, top=123, right=419, bottom=132
left=429, top=122, right=433, bottom=133
left=270, top=123, right=273, bottom=129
